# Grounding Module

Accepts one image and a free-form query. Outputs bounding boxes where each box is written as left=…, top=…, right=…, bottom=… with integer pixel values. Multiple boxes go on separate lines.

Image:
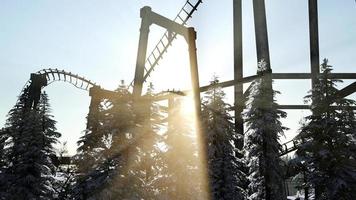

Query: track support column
left=133, top=6, right=152, bottom=99
left=187, top=27, right=209, bottom=198
left=187, top=28, right=202, bottom=119
left=253, top=0, right=271, bottom=69
left=307, top=1, right=319, bottom=198
left=308, top=0, right=320, bottom=92
left=88, top=86, right=102, bottom=133
left=252, top=1, right=277, bottom=199
left=233, top=0, right=244, bottom=149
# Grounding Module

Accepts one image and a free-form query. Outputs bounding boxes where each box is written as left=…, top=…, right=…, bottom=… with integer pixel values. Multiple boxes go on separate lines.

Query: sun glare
left=180, top=95, right=196, bottom=116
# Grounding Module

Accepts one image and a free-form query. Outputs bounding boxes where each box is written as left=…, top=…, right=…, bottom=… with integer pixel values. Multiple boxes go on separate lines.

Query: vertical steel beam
left=88, top=86, right=102, bottom=131
left=133, top=6, right=152, bottom=99
left=233, top=0, right=244, bottom=149
left=187, top=27, right=210, bottom=198
left=308, top=0, right=320, bottom=91
left=307, top=2, right=319, bottom=198
left=253, top=0, right=271, bottom=69
left=187, top=28, right=202, bottom=119
left=252, top=1, right=276, bottom=199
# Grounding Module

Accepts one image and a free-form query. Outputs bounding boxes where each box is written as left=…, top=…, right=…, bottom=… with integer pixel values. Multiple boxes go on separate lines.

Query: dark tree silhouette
left=293, top=59, right=356, bottom=200
left=1, top=91, right=60, bottom=199
left=202, top=76, right=246, bottom=200
left=243, top=61, right=287, bottom=200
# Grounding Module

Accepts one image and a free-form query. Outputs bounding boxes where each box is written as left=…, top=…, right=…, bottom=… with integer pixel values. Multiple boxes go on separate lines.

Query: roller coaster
left=14, top=0, right=356, bottom=165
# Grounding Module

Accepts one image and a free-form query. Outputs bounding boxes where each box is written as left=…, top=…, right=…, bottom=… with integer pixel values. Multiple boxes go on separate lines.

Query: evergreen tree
left=75, top=88, right=106, bottom=175
left=243, top=60, right=287, bottom=200
left=0, top=129, right=7, bottom=169
left=293, top=59, right=356, bottom=200
left=0, top=128, right=10, bottom=199
left=86, top=82, right=165, bottom=199
left=97, top=82, right=140, bottom=199
left=72, top=82, right=136, bottom=199
left=52, top=142, right=76, bottom=200
left=202, top=76, right=246, bottom=200
left=162, top=97, right=204, bottom=199
left=1, top=91, right=61, bottom=199
left=122, top=83, right=165, bottom=199
left=72, top=82, right=166, bottom=200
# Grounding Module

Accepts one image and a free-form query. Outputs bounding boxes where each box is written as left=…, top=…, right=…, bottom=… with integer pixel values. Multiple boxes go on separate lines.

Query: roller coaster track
left=22, top=68, right=99, bottom=92
left=16, top=68, right=100, bottom=109
left=16, top=69, right=353, bottom=160
left=128, top=0, right=203, bottom=88
left=280, top=138, right=302, bottom=156
left=40, top=68, right=99, bottom=90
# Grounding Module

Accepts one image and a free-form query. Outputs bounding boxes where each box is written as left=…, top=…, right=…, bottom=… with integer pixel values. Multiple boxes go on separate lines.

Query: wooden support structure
left=132, top=6, right=198, bottom=106
left=272, top=73, right=356, bottom=80
left=252, top=1, right=276, bottom=199
left=278, top=105, right=356, bottom=110
left=187, top=28, right=202, bottom=120
left=233, top=0, right=244, bottom=148
left=88, top=72, right=356, bottom=109
left=308, top=0, right=320, bottom=90
left=336, top=81, right=356, bottom=99
left=133, top=7, right=152, bottom=99
left=131, top=6, right=202, bottom=121
left=88, top=86, right=102, bottom=131
left=307, top=2, right=320, bottom=196
left=253, top=0, right=271, bottom=69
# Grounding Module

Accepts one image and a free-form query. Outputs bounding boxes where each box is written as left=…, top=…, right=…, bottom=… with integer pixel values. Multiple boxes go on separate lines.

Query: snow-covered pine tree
left=2, top=91, right=60, bottom=199
left=0, top=92, right=30, bottom=200
left=243, top=60, right=287, bottom=200
left=293, top=59, right=356, bottom=200
left=162, top=97, right=204, bottom=199
left=202, top=76, right=246, bottom=200
left=75, top=89, right=105, bottom=175
left=72, top=81, right=136, bottom=199
left=0, top=127, right=9, bottom=172
left=52, top=141, right=77, bottom=200
left=123, top=82, right=166, bottom=199
left=0, top=128, right=10, bottom=199
left=90, top=82, right=165, bottom=199
left=73, top=91, right=106, bottom=199
left=71, top=82, right=165, bottom=200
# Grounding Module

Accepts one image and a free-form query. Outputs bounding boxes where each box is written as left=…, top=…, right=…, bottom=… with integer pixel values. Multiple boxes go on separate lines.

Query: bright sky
left=0, top=0, right=355, bottom=155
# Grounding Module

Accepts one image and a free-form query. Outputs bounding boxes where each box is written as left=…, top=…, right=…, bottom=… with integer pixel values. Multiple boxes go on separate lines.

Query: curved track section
left=35, top=68, right=98, bottom=90
left=17, top=68, right=100, bottom=108
left=19, top=68, right=99, bottom=95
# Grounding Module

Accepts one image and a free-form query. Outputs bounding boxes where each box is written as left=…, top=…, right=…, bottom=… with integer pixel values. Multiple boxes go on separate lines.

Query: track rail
left=280, top=139, right=302, bottom=156
left=17, top=68, right=100, bottom=108
left=34, top=68, right=98, bottom=90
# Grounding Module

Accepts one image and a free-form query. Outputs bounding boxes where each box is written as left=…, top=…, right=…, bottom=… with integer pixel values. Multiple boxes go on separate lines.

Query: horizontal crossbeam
left=277, top=105, right=356, bottom=110
left=198, top=73, right=356, bottom=93
left=272, top=73, right=356, bottom=80
left=336, top=81, right=356, bottom=98
left=143, top=7, right=190, bottom=40
left=92, top=73, right=356, bottom=104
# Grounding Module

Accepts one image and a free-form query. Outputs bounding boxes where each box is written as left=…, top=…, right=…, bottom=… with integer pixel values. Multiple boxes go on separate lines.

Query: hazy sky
left=1, top=0, right=355, bottom=154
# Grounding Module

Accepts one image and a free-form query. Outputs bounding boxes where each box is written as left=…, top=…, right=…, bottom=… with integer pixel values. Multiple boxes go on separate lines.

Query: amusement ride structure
left=16, top=0, right=356, bottom=165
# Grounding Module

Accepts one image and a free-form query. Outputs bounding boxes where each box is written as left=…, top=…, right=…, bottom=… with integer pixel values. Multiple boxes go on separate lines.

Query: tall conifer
left=293, top=59, right=356, bottom=200
left=202, top=76, right=246, bottom=200
left=243, top=61, right=286, bottom=200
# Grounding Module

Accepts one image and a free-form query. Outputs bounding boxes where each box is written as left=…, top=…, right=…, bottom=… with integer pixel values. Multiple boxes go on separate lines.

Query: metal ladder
left=128, top=0, right=203, bottom=88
